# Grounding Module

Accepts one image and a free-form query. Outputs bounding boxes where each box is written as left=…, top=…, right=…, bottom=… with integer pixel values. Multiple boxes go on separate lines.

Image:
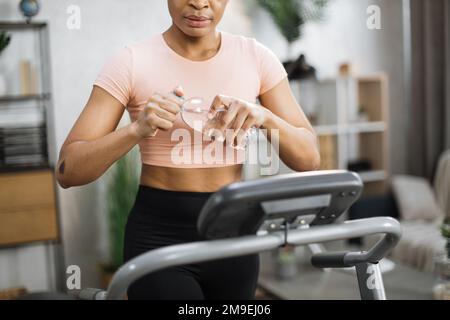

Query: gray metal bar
left=311, top=217, right=402, bottom=268
left=104, top=233, right=285, bottom=300
left=355, top=263, right=387, bottom=300
left=78, top=288, right=107, bottom=300
left=98, top=217, right=400, bottom=300
left=287, top=217, right=401, bottom=253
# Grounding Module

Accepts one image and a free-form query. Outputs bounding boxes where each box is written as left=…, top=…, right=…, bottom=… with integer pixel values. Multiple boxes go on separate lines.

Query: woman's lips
left=184, top=16, right=212, bottom=28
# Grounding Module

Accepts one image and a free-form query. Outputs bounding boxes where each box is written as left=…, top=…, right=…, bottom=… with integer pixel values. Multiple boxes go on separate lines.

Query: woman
left=56, top=0, right=320, bottom=300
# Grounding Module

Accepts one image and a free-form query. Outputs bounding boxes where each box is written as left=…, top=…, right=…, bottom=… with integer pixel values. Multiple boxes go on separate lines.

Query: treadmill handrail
left=98, top=217, right=401, bottom=300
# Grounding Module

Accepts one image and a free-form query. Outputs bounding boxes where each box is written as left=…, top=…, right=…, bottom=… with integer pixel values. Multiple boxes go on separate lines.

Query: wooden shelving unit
left=312, top=73, right=389, bottom=196
left=0, top=21, right=63, bottom=291
left=275, top=73, right=390, bottom=197
left=0, top=168, right=59, bottom=246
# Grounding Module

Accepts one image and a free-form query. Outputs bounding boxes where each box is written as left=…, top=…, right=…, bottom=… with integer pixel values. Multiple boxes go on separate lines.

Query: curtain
left=408, top=0, right=450, bottom=180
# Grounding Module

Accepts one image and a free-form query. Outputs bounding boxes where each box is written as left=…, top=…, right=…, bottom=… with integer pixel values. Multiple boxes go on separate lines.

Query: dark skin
left=56, top=0, right=320, bottom=192
left=59, top=160, right=65, bottom=174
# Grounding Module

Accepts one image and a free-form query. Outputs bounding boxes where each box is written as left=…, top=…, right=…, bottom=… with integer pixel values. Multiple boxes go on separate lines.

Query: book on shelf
left=19, top=59, right=39, bottom=95
left=0, top=124, right=48, bottom=168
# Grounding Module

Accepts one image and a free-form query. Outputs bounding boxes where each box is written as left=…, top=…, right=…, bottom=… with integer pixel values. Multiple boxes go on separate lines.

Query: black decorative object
left=283, top=53, right=317, bottom=80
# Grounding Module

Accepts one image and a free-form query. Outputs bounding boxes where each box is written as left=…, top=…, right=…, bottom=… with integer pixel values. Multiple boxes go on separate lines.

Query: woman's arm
left=208, top=78, right=320, bottom=172
left=55, top=86, right=142, bottom=189
left=56, top=85, right=183, bottom=189
left=258, top=78, right=321, bottom=172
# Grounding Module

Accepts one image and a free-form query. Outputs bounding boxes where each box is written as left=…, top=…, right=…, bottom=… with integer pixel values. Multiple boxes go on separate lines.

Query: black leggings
left=123, top=185, right=260, bottom=300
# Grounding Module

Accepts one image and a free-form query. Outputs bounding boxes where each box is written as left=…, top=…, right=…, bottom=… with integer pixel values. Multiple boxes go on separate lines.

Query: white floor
left=258, top=250, right=436, bottom=300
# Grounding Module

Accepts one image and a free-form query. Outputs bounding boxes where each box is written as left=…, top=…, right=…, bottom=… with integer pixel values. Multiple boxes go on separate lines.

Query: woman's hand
left=204, top=94, right=269, bottom=148
left=132, top=86, right=185, bottom=138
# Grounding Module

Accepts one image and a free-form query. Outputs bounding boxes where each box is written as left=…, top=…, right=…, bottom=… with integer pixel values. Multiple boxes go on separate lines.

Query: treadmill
left=78, top=170, right=401, bottom=300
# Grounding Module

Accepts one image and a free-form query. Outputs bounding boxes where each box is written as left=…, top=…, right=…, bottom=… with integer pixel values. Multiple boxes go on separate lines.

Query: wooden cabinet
left=0, top=168, right=59, bottom=246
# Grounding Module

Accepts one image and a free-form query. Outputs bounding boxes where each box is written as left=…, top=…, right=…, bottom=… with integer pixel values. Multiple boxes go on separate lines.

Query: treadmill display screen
left=261, top=194, right=332, bottom=218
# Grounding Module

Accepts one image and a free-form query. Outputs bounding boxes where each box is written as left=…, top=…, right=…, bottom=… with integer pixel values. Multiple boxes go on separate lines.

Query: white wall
left=0, top=0, right=406, bottom=292
left=248, top=0, right=406, bottom=176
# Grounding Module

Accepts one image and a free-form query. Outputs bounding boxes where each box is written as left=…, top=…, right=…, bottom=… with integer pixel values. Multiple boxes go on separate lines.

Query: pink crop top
left=93, top=30, right=287, bottom=168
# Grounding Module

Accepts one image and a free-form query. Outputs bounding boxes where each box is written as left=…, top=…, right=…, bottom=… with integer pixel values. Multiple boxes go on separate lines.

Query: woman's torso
left=140, top=163, right=243, bottom=192
left=132, top=32, right=261, bottom=191
left=136, top=32, right=258, bottom=191
left=95, top=31, right=275, bottom=192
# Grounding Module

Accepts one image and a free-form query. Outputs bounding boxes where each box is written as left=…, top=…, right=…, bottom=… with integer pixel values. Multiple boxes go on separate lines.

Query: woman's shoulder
left=222, top=31, right=272, bottom=56
left=124, top=34, right=163, bottom=52
left=223, top=31, right=257, bottom=47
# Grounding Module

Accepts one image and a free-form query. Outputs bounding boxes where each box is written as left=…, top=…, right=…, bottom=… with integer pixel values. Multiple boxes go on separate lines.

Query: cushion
left=391, top=175, right=443, bottom=221
left=391, top=220, right=446, bottom=272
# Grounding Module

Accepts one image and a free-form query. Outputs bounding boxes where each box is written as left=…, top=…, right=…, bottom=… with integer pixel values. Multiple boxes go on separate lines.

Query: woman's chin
left=180, top=25, right=214, bottom=37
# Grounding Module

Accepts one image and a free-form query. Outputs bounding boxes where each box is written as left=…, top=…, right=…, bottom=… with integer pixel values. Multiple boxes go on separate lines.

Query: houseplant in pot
left=0, top=31, right=12, bottom=96
left=433, top=217, right=450, bottom=300
left=441, top=218, right=450, bottom=259
left=100, top=147, right=140, bottom=288
left=255, top=0, right=329, bottom=62
left=254, top=0, right=329, bottom=121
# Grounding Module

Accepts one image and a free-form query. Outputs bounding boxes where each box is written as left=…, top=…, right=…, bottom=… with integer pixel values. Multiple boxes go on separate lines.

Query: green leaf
left=255, top=0, right=329, bottom=44
left=0, top=31, right=12, bottom=55
left=441, top=219, right=450, bottom=238
left=106, top=147, right=140, bottom=271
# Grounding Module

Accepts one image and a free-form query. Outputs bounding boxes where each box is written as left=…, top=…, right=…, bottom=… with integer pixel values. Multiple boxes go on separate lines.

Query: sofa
left=349, top=150, right=450, bottom=272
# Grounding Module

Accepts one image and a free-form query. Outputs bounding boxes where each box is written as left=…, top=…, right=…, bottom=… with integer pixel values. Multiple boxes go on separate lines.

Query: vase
left=0, top=73, right=6, bottom=96
left=274, top=247, right=298, bottom=279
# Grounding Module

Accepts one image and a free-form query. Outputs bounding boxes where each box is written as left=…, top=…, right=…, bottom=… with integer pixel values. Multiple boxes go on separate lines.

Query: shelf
left=0, top=21, right=47, bottom=30
left=358, top=170, right=387, bottom=183
left=356, top=73, right=387, bottom=83
left=345, top=121, right=387, bottom=134
left=314, top=122, right=387, bottom=136
left=0, top=164, right=52, bottom=174
left=0, top=93, right=51, bottom=103
left=314, top=124, right=339, bottom=136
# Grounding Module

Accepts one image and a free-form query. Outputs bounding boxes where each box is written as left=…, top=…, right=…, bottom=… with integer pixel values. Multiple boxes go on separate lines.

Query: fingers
left=147, top=112, right=173, bottom=131
left=145, top=92, right=181, bottom=133
left=229, top=107, right=250, bottom=147
left=205, top=96, right=260, bottom=147
left=166, top=90, right=185, bottom=106
left=145, top=101, right=177, bottom=123
left=208, top=101, right=240, bottom=136
left=173, top=85, right=185, bottom=98
left=209, top=94, right=234, bottom=115
left=147, top=93, right=181, bottom=115
left=235, top=118, right=255, bottom=148
left=137, top=87, right=186, bottom=137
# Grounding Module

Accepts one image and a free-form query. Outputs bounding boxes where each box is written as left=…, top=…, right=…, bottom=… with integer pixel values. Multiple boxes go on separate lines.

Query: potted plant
left=432, top=218, right=450, bottom=300
left=254, top=0, right=329, bottom=120
left=0, top=31, right=12, bottom=96
left=275, top=245, right=298, bottom=279
left=100, top=147, right=140, bottom=288
left=255, top=0, right=329, bottom=61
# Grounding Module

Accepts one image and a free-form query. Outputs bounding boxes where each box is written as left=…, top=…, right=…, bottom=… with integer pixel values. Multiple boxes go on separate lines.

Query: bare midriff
left=139, top=163, right=244, bottom=192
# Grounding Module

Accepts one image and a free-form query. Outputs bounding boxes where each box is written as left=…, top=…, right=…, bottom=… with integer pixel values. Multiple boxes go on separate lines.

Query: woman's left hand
left=204, top=94, right=269, bottom=148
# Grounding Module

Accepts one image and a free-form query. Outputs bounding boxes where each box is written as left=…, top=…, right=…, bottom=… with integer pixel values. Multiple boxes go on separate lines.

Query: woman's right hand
left=133, top=86, right=185, bottom=138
